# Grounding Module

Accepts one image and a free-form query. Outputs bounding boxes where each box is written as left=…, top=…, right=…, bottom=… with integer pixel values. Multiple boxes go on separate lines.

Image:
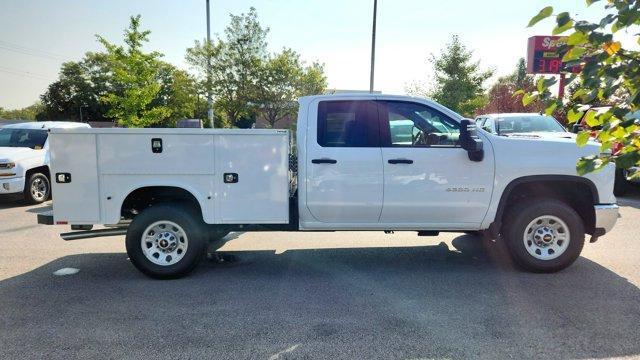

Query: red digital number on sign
left=538, top=58, right=561, bottom=73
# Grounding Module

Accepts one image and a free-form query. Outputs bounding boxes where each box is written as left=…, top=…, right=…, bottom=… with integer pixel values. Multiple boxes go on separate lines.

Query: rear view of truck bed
left=48, top=128, right=290, bottom=226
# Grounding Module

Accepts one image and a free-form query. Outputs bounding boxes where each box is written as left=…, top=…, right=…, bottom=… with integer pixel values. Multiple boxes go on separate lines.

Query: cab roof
left=1, top=121, right=91, bottom=130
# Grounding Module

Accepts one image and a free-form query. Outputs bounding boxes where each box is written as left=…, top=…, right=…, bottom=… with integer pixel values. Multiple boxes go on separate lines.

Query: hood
left=0, top=147, right=37, bottom=162
left=502, top=131, right=576, bottom=140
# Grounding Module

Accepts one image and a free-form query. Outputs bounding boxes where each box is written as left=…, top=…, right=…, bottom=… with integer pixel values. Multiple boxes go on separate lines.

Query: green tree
left=38, top=52, right=112, bottom=122
left=524, top=1, right=640, bottom=176
left=255, top=49, right=327, bottom=127
left=297, top=62, right=328, bottom=97
left=479, top=58, right=544, bottom=115
left=0, top=102, right=43, bottom=120
left=186, top=7, right=268, bottom=128
left=409, top=35, right=493, bottom=117
left=97, top=15, right=171, bottom=127
left=153, top=63, right=199, bottom=126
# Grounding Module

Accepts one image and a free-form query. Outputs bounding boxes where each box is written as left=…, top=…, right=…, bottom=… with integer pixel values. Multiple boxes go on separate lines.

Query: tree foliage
left=0, top=102, right=43, bottom=120
left=186, top=7, right=327, bottom=128
left=186, top=8, right=268, bottom=128
left=409, top=35, right=493, bottom=117
left=255, top=49, right=327, bottom=127
left=479, top=58, right=545, bottom=114
left=97, top=15, right=171, bottom=127
left=524, top=1, right=640, bottom=176
left=152, top=63, right=199, bottom=127
left=39, top=52, right=198, bottom=126
left=38, top=52, right=111, bottom=122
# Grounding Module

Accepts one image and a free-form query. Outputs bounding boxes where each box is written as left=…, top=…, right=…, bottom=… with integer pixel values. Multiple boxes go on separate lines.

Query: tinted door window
left=317, top=100, right=379, bottom=147
left=378, top=101, right=460, bottom=147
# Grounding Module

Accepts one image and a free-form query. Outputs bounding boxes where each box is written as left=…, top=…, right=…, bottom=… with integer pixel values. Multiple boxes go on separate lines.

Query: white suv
left=0, top=121, right=90, bottom=204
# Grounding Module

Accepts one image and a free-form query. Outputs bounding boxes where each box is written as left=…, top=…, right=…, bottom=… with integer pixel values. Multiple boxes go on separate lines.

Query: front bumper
left=593, top=204, right=619, bottom=236
left=0, top=176, right=25, bottom=195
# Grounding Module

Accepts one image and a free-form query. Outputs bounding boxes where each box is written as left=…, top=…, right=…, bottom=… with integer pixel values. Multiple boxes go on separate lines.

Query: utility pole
left=206, top=0, right=214, bottom=128
left=79, top=105, right=87, bottom=123
left=369, top=0, right=377, bottom=93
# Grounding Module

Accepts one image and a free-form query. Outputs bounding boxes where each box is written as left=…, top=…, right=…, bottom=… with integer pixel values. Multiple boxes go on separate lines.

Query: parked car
left=38, top=94, right=618, bottom=278
left=570, top=107, right=640, bottom=196
left=475, top=113, right=571, bottom=138
left=0, top=121, right=91, bottom=203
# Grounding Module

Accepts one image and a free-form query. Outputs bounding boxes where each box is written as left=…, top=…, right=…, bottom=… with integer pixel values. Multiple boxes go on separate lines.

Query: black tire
left=613, top=168, right=629, bottom=197
left=125, top=204, right=207, bottom=279
left=207, top=227, right=229, bottom=243
left=503, top=198, right=585, bottom=273
left=463, top=230, right=484, bottom=237
left=24, top=173, right=50, bottom=204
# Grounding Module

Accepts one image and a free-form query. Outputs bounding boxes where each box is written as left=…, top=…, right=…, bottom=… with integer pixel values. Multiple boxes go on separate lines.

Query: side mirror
left=460, top=119, right=484, bottom=162
left=571, top=123, right=583, bottom=134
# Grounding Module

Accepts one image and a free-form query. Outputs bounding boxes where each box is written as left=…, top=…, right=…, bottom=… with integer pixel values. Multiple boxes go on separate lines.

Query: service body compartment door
left=214, top=132, right=289, bottom=224
left=98, top=134, right=214, bottom=175
left=49, top=132, right=100, bottom=224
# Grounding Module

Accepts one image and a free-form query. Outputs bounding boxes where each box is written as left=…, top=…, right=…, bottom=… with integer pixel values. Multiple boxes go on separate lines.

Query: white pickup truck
left=0, top=121, right=90, bottom=203
left=38, top=94, right=619, bottom=278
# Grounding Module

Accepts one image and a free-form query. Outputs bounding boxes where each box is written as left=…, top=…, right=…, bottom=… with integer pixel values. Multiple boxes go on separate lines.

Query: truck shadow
left=619, top=185, right=640, bottom=209
left=0, top=196, right=29, bottom=209
left=0, top=198, right=52, bottom=211
left=0, top=234, right=638, bottom=359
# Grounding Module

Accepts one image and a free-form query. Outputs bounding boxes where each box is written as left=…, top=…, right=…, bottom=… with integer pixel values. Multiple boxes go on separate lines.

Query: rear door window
left=317, top=100, right=379, bottom=147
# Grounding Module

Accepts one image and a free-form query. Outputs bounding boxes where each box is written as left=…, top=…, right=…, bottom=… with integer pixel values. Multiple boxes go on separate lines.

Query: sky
left=0, top=0, right=632, bottom=109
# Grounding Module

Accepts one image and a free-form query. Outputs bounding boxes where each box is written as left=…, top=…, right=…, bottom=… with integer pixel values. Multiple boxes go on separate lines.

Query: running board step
left=60, top=228, right=128, bottom=241
left=417, top=231, right=439, bottom=236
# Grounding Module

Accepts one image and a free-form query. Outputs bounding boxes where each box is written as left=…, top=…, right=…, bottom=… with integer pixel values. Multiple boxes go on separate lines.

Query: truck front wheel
left=502, top=198, right=585, bottom=273
left=126, top=204, right=207, bottom=279
left=24, top=172, right=50, bottom=204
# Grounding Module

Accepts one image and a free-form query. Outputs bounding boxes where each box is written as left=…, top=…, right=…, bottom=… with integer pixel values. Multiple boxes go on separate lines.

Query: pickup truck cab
left=0, top=121, right=90, bottom=203
left=39, top=94, right=619, bottom=278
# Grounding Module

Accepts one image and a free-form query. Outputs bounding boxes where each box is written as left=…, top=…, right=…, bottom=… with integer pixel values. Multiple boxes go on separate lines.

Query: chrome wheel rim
left=31, top=177, right=48, bottom=201
left=523, top=215, right=570, bottom=260
left=141, top=221, right=188, bottom=266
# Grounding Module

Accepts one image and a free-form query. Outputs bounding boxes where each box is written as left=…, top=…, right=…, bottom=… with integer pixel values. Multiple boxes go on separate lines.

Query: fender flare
left=488, top=175, right=599, bottom=236
left=111, top=183, right=209, bottom=224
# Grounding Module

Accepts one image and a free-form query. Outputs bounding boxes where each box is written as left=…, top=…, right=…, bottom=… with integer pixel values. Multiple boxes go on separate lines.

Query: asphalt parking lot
left=1, top=192, right=639, bottom=360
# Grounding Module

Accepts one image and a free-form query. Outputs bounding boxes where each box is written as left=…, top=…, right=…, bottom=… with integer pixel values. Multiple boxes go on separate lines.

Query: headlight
left=0, top=162, right=16, bottom=169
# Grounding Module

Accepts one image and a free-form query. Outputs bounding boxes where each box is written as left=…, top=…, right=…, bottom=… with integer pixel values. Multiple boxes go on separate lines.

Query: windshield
left=0, top=128, right=48, bottom=149
left=495, top=116, right=565, bottom=135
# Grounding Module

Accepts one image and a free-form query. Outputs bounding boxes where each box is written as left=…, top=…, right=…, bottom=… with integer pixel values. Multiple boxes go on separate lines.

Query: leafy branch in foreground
left=522, top=0, right=640, bottom=177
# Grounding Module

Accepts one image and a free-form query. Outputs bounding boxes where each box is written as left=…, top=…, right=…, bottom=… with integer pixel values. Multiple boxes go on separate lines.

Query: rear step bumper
left=37, top=211, right=54, bottom=225
left=37, top=211, right=128, bottom=240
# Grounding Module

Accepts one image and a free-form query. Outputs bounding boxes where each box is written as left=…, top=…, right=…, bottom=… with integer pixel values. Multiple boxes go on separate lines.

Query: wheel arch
left=116, top=184, right=208, bottom=224
left=24, top=165, right=50, bottom=180
left=489, top=175, right=599, bottom=236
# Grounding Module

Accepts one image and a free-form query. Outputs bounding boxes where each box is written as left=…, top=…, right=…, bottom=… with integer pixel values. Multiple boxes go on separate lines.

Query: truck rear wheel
left=502, top=198, right=585, bottom=273
left=126, top=204, right=207, bottom=279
